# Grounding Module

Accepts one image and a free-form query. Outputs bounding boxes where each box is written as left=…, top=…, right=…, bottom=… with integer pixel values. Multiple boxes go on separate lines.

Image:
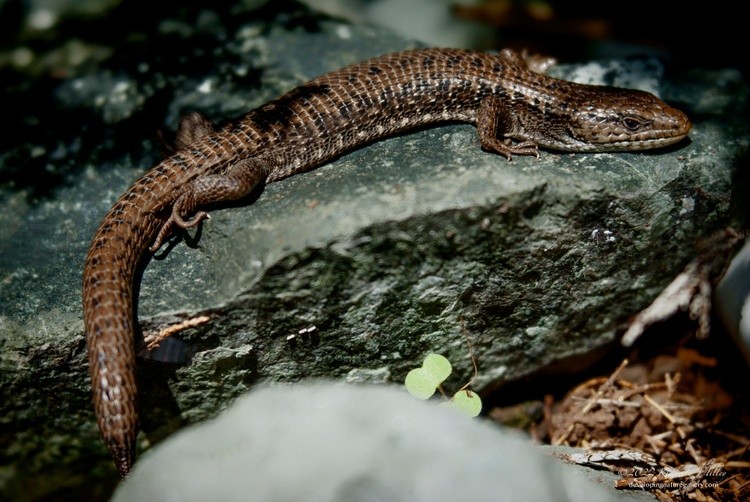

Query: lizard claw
left=149, top=192, right=209, bottom=253
left=150, top=220, right=172, bottom=253
left=481, top=138, right=540, bottom=161
left=510, top=141, right=540, bottom=159
left=170, top=190, right=209, bottom=228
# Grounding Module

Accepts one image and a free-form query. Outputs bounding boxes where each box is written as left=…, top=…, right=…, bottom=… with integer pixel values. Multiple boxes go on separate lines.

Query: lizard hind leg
left=150, top=156, right=268, bottom=252
left=498, top=48, right=556, bottom=74
left=174, top=112, right=217, bottom=150
left=158, top=112, right=218, bottom=156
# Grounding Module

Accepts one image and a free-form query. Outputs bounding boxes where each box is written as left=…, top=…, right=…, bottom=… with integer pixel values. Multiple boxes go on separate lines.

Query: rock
left=113, top=383, right=647, bottom=502
left=716, top=236, right=750, bottom=362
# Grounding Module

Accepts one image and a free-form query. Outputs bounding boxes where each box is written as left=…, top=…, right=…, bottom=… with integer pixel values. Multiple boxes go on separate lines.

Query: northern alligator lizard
left=81, top=48, right=691, bottom=477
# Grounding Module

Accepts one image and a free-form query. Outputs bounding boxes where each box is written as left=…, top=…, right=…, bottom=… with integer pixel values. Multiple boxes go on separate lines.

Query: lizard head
left=567, top=87, right=691, bottom=151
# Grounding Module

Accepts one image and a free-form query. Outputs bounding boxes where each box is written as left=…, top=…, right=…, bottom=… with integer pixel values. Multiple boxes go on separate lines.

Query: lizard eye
left=621, top=116, right=648, bottom=132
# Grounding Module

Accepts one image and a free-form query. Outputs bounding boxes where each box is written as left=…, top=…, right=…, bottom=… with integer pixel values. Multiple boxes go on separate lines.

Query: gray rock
left=0, top=0, right=746, bottom=499
left=113, top=383, right=644, bottom=502
left=716, top=237, right=750, bottom=362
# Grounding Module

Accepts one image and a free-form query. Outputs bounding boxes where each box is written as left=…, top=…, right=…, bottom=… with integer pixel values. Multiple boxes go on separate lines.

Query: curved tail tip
left=115, top=455, right=134, bottom=479
left=108, top=442, right=135, bottom=479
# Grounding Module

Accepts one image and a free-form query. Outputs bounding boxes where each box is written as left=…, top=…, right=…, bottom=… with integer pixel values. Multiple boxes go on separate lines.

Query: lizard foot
left=149, top=191, right=209, bottom=252
left=481, top=138, right=540, bottom=161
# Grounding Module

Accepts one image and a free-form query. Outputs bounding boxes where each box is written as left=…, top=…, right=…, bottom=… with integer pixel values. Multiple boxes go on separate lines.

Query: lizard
left=81, top=48, right=691, bottom=477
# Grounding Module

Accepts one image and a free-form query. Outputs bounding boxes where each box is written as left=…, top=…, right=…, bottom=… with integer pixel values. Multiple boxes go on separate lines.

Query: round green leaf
left=449, top=390, right=482, bottom=417
left=405, top=368, right=436, bottom=400
left=422, top=354, right=452, bottom=385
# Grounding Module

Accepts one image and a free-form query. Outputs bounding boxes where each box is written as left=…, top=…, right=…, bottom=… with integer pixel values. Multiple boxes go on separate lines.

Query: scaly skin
left=82, top=48, right=691, bottom=476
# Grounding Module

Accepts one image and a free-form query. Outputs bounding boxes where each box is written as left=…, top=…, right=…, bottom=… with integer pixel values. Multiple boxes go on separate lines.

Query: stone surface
left=0, top=0, right=747, bottom=500
left=114, top=382, right=650, bottom=502
left=716, top=237, right=750, bottom=362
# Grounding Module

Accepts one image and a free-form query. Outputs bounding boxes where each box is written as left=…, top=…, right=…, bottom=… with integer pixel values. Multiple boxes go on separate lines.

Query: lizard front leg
left=476, top=95, right=539, bottom=161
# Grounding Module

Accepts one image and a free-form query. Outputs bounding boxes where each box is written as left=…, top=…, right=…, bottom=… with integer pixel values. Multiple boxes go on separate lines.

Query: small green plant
left=404, top=319, right=482, bottom=417
left=404, top=353, right=453, bottom=400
